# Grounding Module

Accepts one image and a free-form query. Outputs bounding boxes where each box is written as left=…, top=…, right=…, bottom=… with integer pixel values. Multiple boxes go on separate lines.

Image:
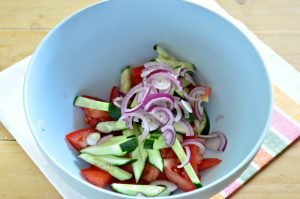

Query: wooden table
left=0, top=1, right=299, bottom=198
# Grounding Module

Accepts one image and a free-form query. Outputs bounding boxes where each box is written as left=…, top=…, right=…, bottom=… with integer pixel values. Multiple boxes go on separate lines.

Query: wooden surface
left=0, top=0, right=299, bottom=198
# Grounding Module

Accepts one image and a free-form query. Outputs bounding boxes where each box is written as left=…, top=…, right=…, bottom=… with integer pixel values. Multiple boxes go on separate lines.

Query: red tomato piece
left=109, top=86, right=123, bottom=102
left=160, top=148, right=177, bottom=159
left=141, top=163, right=160, bottom=182
left=81, top=167, right=113, bottom=188
left=198, top=158, right=222, bottom=171
left=132, top=66, right=144, bottom=86
left=164, top=159, right=196, bottom=192
left=81, top=95, right=114, bottom=124
left=66, top=128, right=96, bottom=151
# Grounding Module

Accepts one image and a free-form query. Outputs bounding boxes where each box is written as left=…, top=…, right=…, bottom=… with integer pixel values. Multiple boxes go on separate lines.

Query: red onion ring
left=161, top=125, right=176, bottom=146
left=146, top=70, right=183, bottom=91
left=150, top=106, right=174, bottom=125
left=198, top=131, right=227, bottom=152
left=177, top=146, right=191, bottom=168
left=121, top=84, right=146, bottom=113
left=181, top=139, right=206, bottom=153
left=180, top=118, right=195, bottom=136
left=112, top=96, right=123, bottom=108
left=173, top=102, right=182, bottom=122
left=177, top=101, right=189, bottom=118
left=143, top=93, right=174, bottom=111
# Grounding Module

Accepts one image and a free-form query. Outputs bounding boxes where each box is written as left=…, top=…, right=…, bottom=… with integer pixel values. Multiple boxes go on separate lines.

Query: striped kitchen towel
left=212, top=86, right=300, bottom=198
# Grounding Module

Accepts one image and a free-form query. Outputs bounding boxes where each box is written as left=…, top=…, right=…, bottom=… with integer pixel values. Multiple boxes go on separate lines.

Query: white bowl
left=24, top=0, right=272, bottom=198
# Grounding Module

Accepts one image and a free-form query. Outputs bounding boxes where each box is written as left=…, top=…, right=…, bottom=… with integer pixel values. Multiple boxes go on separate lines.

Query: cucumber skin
left=120, top=137, right=138, bottom=153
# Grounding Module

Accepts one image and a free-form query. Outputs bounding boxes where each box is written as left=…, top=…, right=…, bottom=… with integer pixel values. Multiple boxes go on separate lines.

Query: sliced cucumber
left=173, top=122, right=186, bottom=133
left=80, top=135, right=138, bottom=156
left=144, top=133, right=183, bottom=150
left=172, top=139, right=202, bottom=188
left=187, top=113, right=196, bottom=123
left=153, top=44, right=177, bottom=61
left=120, top=66, right=132, bottom=93
left=180, top=77, right=192, bottom=87
left=174, top=90, right=184, bottom=98
left=155, top=58, right=195, bottom=71
left=79, top=154, right=132, bottom=181
left=147, top=149, right=164, bottom=172
left=97, top=155, right=137, bottom=166
left=73, top=96, right=121, bottom=119
left=112, top=183, right=166, bottom=197
left=128, top=126, right=148, bottom=182
left=96, top=121, right=127, bottom=133
left=194, top=110, right=210, bottom=135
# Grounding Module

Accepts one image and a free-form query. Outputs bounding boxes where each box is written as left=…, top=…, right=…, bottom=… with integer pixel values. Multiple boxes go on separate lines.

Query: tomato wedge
left=164, top=159, right=196, bottom=192
left=132, top=66, right=144, bottom=86
left=141, top=163, right=160, bottom=182
left=109, top=86, right=123, bottom=102
left=160, top=148, right=177, bottom=159
left=66, top=128, right=96, bottom=151
left=198, top=158, right=222, bottom=171
left=81, top=95, right=114, bottom=127
left=81, top=167, right=113, bottom=188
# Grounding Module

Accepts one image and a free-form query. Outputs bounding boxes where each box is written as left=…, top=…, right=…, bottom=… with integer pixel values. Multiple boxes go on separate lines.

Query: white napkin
left=1, top=1, right=300, bottom=199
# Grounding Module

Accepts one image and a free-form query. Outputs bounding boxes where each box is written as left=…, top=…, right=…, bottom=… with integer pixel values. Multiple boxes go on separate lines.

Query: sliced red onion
left=180, top=118, right=195, bottom=136
left=119, top=112, right=150, bottom=140
left=177, top=146, right=191, bottom=168
left=180, top=99, right=192, bottom=113
left=150, top=180, right=177, bottom=194
left=181, top=139, right=206, bottom=153
left=194, top=96, right=204, bottom=121
left=161, top=125, right=176, bottom=146
left=173, top=102, right=182, bottom=122
left=152, top=76, right=172, bottom=90
left=177, top=101, right=189, bottom=118
left=142, top=62, right=173, bottom=77
left=184, top=73, right=196, bottom=86
left=97, top=134, right=113, bottom=145
left=121, top=84, right=144, bottom=113
left=146, top=70, right=183, bottom=91
left=136, top=86, right=151, bottom=103
left=112, top=96, right=123, bottom=108
left=150, top=106, right=174, bottom=125
left=142, top=114, right=160, bottom=131
left=143, top=93, right=174, bottom=111
left=183, top=92, right=200, bottom=102
left=189, top=87, right=206, bottom=98
left=198, top=131, right=228, bottom=152
left=86, top=132, right=101, bottom=146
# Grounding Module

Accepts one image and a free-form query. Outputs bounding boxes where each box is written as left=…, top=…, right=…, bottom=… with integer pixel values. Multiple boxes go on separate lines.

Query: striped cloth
left=212, top=86, right=300, bottom=198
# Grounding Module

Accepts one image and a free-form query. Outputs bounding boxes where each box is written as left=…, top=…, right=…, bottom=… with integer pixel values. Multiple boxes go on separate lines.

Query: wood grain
left=0, top=0, right=299, bottom=199
left=0, top=142, right=61, bottom=199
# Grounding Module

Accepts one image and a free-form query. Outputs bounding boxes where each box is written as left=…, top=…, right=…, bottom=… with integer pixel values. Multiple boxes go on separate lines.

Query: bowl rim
left=23, top=0, right=273, bottom=198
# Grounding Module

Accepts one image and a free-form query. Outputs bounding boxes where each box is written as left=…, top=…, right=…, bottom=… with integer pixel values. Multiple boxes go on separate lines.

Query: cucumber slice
left=153, top=44, right=177, bottom=61
left=194, top=110, right=210, bottom=135
left=120, top=66, right=132, bottom=93
left=172, top=139, right=202, bottom=188
left=80, top=135, right=138, bottom=156
left=112, top=183, right=166, bottom=197
left=180, top=77, right=192, bottom=87
left=97, top=155, right=137, bottom=166
left=155, top=58, right=195, bottom=71
left=96, top=121, right=127, bottom=133
left=79, top=154, right=132, bottom=181
left=73, top=96, right=121, bottom=119
left=144, top=133, right=183, bottom=150
left=147, top=149, right=164, bottom=172
left=131, top=126, right=148, bottom=182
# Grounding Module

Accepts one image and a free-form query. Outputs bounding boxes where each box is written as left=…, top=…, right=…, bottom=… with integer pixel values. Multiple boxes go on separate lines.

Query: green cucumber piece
left=155, top=58, right=195, bottom=71
left=73, top=96, right=121, bottom=119
left=96, top=121, right=127, bottom=133
left=180, top=77, right=192, bottom=87
left=147, top=149, right=164, bottom=172
left=97, top=155, right=137, bottom=166
left=130, top=126, right=148, bottom=182
left=78, top=154, right=132, bottom=181
left=120, top=66, right=132, bottom=93
left=144, top=133, right=183, bottom=150
left=112, top=183, right=166, bottom=197
left=80, top=135, right=138, bottom=156
left=187, top=113, right=196, bottom=123
left=194, top=110, right=210, bottom=135
left=172, top=139, right=202, bottom=188
left=153, top=44, right=177, bottom=61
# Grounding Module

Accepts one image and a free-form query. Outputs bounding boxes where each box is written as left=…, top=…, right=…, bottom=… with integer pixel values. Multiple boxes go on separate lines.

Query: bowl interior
left=25, top=0, right=271, bottom=196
